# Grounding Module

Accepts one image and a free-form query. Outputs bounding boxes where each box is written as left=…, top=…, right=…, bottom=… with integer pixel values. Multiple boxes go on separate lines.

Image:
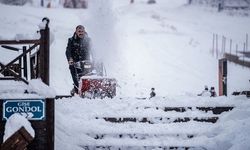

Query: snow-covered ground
left=0, top=0, right=250, bottom=149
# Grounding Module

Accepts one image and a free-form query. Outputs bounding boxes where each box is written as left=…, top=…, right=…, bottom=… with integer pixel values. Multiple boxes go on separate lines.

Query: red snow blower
left=72, top=60, right=117, bottom=98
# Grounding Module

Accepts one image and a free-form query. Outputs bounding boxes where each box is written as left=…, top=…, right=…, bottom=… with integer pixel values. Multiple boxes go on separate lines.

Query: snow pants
left=69, top=65, right=81, bottom=90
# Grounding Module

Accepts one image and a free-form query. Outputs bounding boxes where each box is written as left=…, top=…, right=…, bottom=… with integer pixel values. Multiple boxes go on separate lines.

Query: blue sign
left=3, top=99, right=45, bottom=120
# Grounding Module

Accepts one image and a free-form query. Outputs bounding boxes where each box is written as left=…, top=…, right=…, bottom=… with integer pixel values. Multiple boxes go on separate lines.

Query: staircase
left=56, top=97, right=236, bottom=150
left=74, top=97, right=234, bottom=150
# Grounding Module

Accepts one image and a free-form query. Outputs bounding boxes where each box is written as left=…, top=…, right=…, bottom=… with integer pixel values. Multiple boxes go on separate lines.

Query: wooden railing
left=0, top=17, right=50, bottom=85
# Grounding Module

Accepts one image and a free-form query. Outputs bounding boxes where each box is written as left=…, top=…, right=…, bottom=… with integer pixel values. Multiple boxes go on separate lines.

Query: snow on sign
left=2, top=99, right=45, bottom=121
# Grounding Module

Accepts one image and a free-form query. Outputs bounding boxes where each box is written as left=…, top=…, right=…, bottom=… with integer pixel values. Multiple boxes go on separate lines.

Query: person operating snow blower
left=66, top=25, right=91, bottom=95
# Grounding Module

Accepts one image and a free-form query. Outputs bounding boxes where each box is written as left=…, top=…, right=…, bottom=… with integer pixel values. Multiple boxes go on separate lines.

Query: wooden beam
left=0, top=40, right=40, bottom=45
left=1, top=126, right=34, bottom=150
left=224, top=53, right=250, bottom=68
left=55, top=95, right=72, bottom=99
left=238, top=51, right=250, bottom=58
left=0, top=62, right=28, bottom=84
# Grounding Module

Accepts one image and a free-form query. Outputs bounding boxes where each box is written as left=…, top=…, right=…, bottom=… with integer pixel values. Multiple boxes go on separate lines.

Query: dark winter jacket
left=66, top=34, right=91, bottom=62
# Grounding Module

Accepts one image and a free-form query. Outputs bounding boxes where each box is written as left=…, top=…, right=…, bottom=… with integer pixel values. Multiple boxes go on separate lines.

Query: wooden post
left=30, top=55, right=35, bottom=79
left=219, top=58, right=227, bottom=96
left=18, top=57, right=22, bottom=78
left=27, top=99, right=54, bottom=150
left=0, top=101, right=5, bottom=146
left=23, top=46, right=28, bottom=80
left=39, top=18, right=50, bottom=85
left=46, top=98, right=55, bottom=150
left=1, top=98, right=55, bottom=150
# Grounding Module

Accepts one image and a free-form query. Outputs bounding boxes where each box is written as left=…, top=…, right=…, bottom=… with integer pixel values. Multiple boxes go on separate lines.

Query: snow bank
left=15, top=32, right=40, bottom=41
left=28, top=79, right=56, bottom=98
left=3, top=113, right=35, bottom=142
left=206, top=105, right=250, bottom=150
left=0, top=79, right=56, bottom=99
left=0, top=80, right=29, bottom=98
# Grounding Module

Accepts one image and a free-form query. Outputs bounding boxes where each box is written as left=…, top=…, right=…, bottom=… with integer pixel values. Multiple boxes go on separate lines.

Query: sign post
left=0, top=98, right=54, bottom=150
left=3, top=99, right=45, bottom=120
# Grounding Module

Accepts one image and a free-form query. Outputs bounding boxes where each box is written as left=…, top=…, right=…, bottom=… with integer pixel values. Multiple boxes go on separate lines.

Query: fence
left=211, top=33, right=249, bottom=61
left=188, top=0, right=250, bottom=12
left=0, top=18, right=54, bottom=150
left=0, top=17, right=50, bottom=85
left=216, top=33, right=250, bottom=96
left=0, top=18, right=55, bottom=150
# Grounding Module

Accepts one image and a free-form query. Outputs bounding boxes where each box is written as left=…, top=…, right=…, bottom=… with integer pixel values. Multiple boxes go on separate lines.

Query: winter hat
left=76, top=25, right=85, bottom=30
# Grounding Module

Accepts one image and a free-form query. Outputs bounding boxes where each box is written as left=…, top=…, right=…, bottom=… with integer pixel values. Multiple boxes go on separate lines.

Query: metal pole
left=236, top=44, right=238, bottom=56
left=212, top=34, right=215, bottom=56
left=221, top=36, right=224, bottom=56
left=246, top=33, right=248, bottom=51
left=243, top=43, right=246, bottom=62
left=216, top=34, right=218, bottom=59
left=230, top=39, right=232, bottom=54
left=224, top=36, right=226, bottom=54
